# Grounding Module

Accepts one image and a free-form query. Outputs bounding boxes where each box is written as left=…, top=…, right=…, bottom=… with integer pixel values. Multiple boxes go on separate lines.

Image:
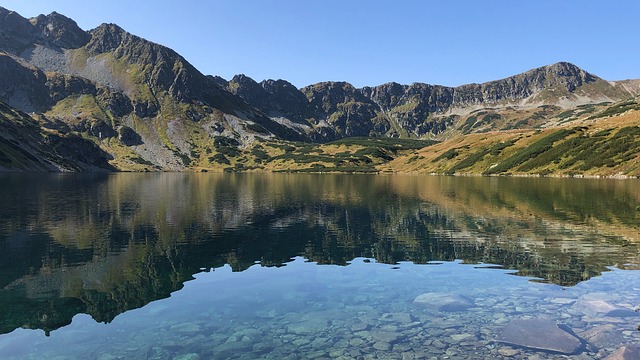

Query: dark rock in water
left=498, top=318, right=582, bottom=355
left=414, top=293, right=474, bottom=312
left=605, top=345, right=640, bottom=360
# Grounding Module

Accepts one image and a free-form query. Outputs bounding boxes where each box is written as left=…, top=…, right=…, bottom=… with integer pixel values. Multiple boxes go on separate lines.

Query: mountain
left=224, top=62, right=636, bottom=139
left=0, top=6, right=638, bottom=173
left=0, top=7, right=308, bottom=171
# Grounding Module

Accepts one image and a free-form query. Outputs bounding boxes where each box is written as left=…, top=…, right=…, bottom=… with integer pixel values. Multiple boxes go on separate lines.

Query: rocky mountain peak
left=260, top=79, right=298, bottom=92
left=520, top=61, right=597, bottom=90
left=83, top=22, right=218, bottom=105
left=260, top=79, right=308, bottom=105
left=259, top=79, right=309, bottom=123
left=86, top=23, right=129, bottom=54
left=29, top=11, right=89, bottom=49
left=208, top=75, right=229, bottom=88
left=230, top=74, right=260, bottom=88
left=228, top=74, right=268, bottom=107
left=0, top=7, right=37, bottom=52
left=449, top=62, right=600, bottom=106
left=303, top=81, right=367, bottom=102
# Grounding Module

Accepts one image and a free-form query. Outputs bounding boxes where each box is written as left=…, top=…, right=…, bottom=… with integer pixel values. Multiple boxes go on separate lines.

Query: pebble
left=497, top=348, right=520, bottom=356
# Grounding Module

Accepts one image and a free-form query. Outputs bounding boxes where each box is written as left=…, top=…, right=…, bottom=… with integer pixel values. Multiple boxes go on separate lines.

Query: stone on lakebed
left=413, top=293, right=474, bottom=312
left=498, top=318, right=582, bottom=355
left=605, top=344, right=640, bottom=360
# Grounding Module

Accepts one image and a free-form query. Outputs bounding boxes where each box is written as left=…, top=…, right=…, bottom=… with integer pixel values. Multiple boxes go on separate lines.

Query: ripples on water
left=0, top=173, right=639, bottom=359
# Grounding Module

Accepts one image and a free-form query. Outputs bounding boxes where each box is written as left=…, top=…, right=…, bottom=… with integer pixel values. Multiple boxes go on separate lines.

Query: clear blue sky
left=3, top=1, right=638, bottom=88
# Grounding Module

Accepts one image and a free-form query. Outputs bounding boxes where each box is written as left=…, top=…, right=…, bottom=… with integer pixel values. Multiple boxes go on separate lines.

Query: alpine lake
left=0, top=173, right=639, bottom=360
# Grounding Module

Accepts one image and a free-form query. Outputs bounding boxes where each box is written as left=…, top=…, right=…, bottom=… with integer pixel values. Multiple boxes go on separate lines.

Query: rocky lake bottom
left=2, top=258, right=639, bottom=360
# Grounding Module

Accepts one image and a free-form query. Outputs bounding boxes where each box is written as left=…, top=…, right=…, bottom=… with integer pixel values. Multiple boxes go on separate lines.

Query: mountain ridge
left=0, top=6, right=638, bottom=174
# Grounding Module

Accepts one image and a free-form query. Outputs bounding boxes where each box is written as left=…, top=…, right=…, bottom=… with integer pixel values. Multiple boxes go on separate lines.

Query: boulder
left=605, top=345, right=640, bottom=360
left=580, top=324, right=624, bottom=348
left=498, top=318, right=582, bottom=355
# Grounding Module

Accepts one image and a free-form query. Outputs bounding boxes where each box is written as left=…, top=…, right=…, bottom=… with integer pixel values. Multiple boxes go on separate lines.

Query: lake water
left=0, top=173, right=639, bottom=359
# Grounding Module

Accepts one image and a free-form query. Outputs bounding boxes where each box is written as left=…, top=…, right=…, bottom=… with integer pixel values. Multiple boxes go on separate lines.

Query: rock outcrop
left=0, top=101, right=114, bottom=171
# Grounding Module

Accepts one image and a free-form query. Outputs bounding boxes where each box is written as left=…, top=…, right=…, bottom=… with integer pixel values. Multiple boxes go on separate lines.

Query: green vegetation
left=328, top=137, right=436, bottom=150
left=461, top=116, right=478, bottom=133
left=434, top=148, right=462, bottom=161
left=213, top=136, right=241, bottom=157
left=127, top=156, right=155, bottom=167
left=209, top=153, right=230, bottom=165
left=557, top=126, right=640, bottom=171
left=446, top=140, right=516, bottom=174
left=484, top=129, right=574, bottom=174
left=255, top=137, right=437, bottom=173
left=278, top=165, right=379, bottom=174
left=246, top=122, right=269, bottom=134
left=589, top=100, right=640, bottom=119
left=251, top=147, right=270, bottom=162
left=482, top=113, right=501, bottom=123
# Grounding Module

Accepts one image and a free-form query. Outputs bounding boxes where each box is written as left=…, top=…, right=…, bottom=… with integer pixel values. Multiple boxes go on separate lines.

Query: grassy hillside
left=383, top=100, right=640, bottom=177
left=189, top=137, right=438, bottom=174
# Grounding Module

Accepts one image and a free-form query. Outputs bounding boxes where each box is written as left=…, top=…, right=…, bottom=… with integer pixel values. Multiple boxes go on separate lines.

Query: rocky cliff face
left=0, top=53, right=49, bottom=112
left=227, top=75, right=310, bottom=125
left=0, top=101, right=114, bottom=172
left=84, top=23, right=219, bottom=105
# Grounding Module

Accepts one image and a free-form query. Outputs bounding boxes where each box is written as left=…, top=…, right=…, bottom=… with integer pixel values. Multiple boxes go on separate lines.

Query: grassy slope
left=189, top=137, right=438, bottom=173
left=383, top=104, right=640, bottom=177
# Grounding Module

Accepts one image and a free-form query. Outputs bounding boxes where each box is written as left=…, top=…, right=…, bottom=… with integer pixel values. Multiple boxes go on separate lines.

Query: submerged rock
left=498, top=318, right=582, bottom=355
left=573, top=298, right=618, bottom=317
left=413, top=293, right=474, bottom=312
left=286, top=318, right=328, bottom=335
left=172, top=354, right=200, bottom=360
left=580, top=324, right=625, bottom=348
left=605, top=345, right=640, bottom=360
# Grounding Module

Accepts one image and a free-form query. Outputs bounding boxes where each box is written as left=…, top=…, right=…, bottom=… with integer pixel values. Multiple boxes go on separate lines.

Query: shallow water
left=0, top=173, right=639, bottom=359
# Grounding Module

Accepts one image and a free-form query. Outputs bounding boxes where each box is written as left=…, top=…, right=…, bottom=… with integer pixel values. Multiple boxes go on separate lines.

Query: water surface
left=0, top=173, right=639, bottom=359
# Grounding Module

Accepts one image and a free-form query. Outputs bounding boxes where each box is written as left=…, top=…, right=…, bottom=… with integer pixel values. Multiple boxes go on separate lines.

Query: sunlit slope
left=383, top=99, right=640, bottom=177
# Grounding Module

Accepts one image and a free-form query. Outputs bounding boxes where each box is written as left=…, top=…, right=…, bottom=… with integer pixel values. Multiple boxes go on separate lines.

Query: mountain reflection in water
left=0, top=173, right=639, bottom=335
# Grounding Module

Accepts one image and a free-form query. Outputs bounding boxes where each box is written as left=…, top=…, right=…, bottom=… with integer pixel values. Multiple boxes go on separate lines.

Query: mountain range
left=0, top=7, right=639, bottom=174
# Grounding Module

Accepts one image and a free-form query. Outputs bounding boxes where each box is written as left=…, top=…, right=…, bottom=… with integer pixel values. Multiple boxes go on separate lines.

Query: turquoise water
left=0, top=173, right=639, bottom=359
